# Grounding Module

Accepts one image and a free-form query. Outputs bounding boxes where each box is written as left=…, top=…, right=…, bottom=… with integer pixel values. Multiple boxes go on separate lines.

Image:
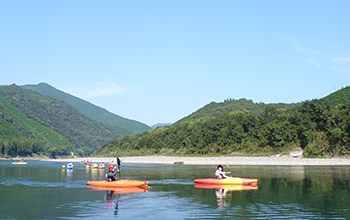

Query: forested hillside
left=177, top=98, right=299, bottom=123
left=0, top=84, right=121, bottom=158
left=323, top=86, right=350, bottom=106
left=95, top=92, right=350, bottom=158
left=22, top=83, right=152, bottom=135
left=3, top=83, right=350, bottom=159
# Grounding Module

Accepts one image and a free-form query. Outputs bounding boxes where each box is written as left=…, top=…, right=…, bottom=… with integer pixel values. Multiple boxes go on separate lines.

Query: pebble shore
left=50, top=155, right=350, bottom=166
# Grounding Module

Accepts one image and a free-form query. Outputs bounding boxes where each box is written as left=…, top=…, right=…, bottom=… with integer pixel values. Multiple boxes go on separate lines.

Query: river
left=1, top=160, right=350, bottom=219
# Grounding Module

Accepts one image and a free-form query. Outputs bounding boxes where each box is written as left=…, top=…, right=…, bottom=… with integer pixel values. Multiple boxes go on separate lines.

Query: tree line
left=95, top=98, right=350, bottom=158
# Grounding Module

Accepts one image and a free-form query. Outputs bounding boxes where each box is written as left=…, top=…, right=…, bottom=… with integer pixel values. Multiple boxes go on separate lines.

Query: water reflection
left=290, top=166, right=305, bottom=180
left=215, top=188, right=231, bottom=208
left=88, top=186, right=149, bottom=216
left=14, top=168, right=23, bottom=177
left=85, top=166, right=90, bottom=179
left=91, top=168, right=98, bottom=180
left=98, top=168, right=105, bottom=179
left=61, top=168, right=65, bottom=181
left=195, top=184, right=258, bottom=208
left=66, top=169, right=73, bottom=180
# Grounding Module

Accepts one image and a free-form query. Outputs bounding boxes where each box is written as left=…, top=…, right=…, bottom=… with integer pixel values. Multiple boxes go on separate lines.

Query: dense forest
left=177, top=98, right=299, bottom=123
left=95, top=87, right=350, bottom=158
left=2, top=82, right=350, bottom=159
left=22, top=82, right=152, bottom=135
left=0, top=84, right=121, bottom=158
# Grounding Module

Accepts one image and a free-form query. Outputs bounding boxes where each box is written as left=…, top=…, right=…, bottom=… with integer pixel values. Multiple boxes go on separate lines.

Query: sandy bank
left=43, top=156, right=350, bottom=166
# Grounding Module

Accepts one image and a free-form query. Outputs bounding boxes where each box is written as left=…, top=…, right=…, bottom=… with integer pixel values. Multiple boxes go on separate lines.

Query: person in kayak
left=106, top=164, right=120, bottom=181
left=215, top=164, right=231, bottom=179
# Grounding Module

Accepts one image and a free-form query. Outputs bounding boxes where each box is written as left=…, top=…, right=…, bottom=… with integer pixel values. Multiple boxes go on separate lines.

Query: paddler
left=106, top=164, right=120, bottom=181
left=215, top=164, right=231, bottom=179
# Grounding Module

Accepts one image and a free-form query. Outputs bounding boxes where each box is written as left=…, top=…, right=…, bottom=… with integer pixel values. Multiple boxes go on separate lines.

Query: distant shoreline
left=27, top=155, right=350, bottom=166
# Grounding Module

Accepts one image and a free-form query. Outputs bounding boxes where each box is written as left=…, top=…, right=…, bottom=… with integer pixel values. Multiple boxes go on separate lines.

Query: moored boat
left=87, top=179, right=149, bottom=187
left=98, top=163, right=105, bottom=169
left=90, top=164, right=98, bottom=169
left=66, top=163, right=74, bottom=169
left=194, top=177, right=258, bottom=186
left=12, top=161, right=27, bottom=165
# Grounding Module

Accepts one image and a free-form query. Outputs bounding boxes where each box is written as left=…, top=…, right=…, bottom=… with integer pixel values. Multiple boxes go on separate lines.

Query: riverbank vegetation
left=2, top=83, right=350, bottom=159
left=95, top=97, right=350, bottom=158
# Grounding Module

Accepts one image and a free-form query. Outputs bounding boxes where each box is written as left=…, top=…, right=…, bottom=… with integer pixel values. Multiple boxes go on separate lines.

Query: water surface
left=1, top=160, right=350, bottom=219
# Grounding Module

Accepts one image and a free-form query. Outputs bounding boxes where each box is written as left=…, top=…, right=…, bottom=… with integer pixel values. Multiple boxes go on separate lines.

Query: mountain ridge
left=0, top=84, right=121, bottom=157
left=95, top=86, right=350, bottom=158
left=22, top=82, right=152, bottom=135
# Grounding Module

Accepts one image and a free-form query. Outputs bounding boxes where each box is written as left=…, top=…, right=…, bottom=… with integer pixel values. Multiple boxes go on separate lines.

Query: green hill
left=22, top=83, right=152, bottom=135
left=0, top=92, right=71, bottom=146
left=0, top=84, right=121, bottom=158
left=95, top=87, right=350, bottom=158
left=323, top=86, right=350, bottom=106
left=177, top=98, right=299, bottom=123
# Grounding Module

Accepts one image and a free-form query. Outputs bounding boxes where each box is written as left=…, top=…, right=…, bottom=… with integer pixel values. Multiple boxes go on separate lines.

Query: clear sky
left=1, top=1, right=350, bottom=126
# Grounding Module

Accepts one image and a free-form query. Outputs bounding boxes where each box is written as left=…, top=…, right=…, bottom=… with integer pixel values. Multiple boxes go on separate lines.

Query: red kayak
left=87, top=179, right=149, bottom=187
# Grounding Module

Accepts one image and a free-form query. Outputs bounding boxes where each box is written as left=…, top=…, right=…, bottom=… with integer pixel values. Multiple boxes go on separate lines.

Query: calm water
left=1, top=160, right=350, bottom=219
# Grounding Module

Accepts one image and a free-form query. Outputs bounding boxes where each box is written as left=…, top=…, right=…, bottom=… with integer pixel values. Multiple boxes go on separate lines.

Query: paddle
left=226, top=163, right=233, bottom=177
left=117, top=157, right=121, bottom=180
left=115, top=194, right=120, bottom=216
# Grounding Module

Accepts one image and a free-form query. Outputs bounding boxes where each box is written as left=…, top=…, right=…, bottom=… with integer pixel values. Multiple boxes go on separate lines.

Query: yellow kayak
left=194, top=177, right=258, bottom=186
left=12, top=162, right=27, bottom=165
left=90, top=164, right=98, bottom=169
left=194, top=183, right=258, bottom=191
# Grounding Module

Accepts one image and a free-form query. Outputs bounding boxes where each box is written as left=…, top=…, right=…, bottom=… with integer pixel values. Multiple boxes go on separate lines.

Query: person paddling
left=215, top=164, right=231, bottom=179
left=106, top=164, right=120, bottom=181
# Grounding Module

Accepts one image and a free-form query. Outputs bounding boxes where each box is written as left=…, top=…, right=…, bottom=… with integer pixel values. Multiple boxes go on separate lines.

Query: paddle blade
left=116, top=157, right=121, bottom=179
left=226, top=162, right=233, bottom=177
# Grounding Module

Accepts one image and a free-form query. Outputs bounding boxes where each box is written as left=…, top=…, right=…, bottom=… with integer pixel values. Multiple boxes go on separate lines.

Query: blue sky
left=1, top=1, right=350, bottom=126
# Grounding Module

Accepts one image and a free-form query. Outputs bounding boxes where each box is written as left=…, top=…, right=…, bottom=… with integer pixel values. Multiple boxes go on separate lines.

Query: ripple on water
left=0, top=176, right=86, bottom=188
left=241, top=203, right=346, bottom=220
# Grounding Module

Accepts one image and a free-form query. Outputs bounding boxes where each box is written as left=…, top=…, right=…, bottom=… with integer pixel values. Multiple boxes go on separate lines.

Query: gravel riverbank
left=45, top=155, right=350, bottom=166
